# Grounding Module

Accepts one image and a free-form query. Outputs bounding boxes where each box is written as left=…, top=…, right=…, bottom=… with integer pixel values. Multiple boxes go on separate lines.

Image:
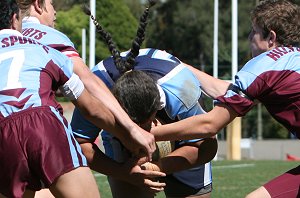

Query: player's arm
left=71, top=56, right=156, bottom=159
left=184, top=63, right=230, bottom=99
left=75, top=137, right=166, bottom=194
left=142, top=138, right=217, bottom=173
left=151, top=103, right=237, bottom=141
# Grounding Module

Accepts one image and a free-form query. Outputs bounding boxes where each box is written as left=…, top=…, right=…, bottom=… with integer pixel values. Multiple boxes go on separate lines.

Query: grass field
left=95, top=160, right=299, bottom=198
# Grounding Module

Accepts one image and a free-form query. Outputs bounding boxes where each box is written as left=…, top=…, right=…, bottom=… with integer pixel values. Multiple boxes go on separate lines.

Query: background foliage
left=53, top=0, right=300, bottom=139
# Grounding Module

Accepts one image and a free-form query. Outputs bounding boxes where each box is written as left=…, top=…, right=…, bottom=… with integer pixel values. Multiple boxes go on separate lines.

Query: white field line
left=213, top=163, right=255, bottom=169
left=93, top=163, right=255, bottom=177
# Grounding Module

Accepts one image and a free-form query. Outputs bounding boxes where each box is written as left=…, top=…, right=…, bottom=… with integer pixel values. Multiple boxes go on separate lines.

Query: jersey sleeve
left=43, top=27, right=80, bottom=58
left=158, top=64, right=202, bottom=119
left=48, top=47, right=74, bottom=83
left=48, top=34, right=80, bottom=58
left=217, top=70, right=268, bottom=116
left=159, top=64, right=204, bottom=144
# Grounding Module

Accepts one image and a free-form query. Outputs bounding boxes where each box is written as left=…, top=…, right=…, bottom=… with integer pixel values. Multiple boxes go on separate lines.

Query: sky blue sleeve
left=159, top=66, right=205, bottom=144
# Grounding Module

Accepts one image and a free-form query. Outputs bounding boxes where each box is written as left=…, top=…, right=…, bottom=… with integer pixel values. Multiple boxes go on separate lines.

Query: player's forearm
left=158, top=139, right=216, bottom=173
left=158, top=146, right=200, bottom=174
left=79, top=141, right=126, bottom=177
left=184, top=63, right=230, bottom=98
left=152, top=116, right=215, bottom=141
left=152, top=105, right=234, bottom=141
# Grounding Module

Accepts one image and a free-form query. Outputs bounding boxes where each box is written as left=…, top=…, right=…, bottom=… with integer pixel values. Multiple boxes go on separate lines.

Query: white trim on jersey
left=203, top=162, right=212, bottom=186
left=157, top=63, right=186, bottom=85
left=156, top=84, right=166, bottom=109
left=96, top=61, right=115, bottom=86
left=22, top=16, right=41, bottom=24
left=60, top=73, right=84, bottom=100
left=63, top=51, right=80, bottom=58
left=0, top=29, right=22, bottom=36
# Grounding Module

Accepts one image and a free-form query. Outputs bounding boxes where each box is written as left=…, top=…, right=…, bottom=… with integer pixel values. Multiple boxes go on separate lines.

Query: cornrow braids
left=125, top=0, right=157, bottom=70
left=82, top=5, right=127, bottom=74
left=83, top=0, right=157, bottom=74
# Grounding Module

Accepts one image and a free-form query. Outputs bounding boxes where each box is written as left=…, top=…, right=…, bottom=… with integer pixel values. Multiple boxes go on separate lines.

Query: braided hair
left=0, top=0, right=19, bottom=30
left=83, top=0, right=157, bottom=74
left=83, top=1, right=160, bottom=127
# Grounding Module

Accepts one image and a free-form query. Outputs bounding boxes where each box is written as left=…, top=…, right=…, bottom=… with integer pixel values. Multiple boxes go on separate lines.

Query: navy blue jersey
left=71, top=48, right=212, bottom=189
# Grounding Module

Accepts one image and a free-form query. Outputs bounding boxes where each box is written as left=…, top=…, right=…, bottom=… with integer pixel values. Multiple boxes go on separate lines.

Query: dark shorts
left=0, top=106, right=87, bottom=198
left=160, top=175, right=212, bottom=197
left=264, top=165, right=300, bottom=198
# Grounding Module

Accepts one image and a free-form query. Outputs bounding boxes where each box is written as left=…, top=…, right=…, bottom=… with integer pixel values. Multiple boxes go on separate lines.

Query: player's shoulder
left=22, top=22, right=73, bottom=45
left=242, top=47, right=299, bottom=76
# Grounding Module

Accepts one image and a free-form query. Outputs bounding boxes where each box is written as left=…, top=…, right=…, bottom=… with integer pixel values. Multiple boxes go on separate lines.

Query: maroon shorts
left=264, top=165, right=300, bottom=197
left=0, top=106, right=87, bottom=198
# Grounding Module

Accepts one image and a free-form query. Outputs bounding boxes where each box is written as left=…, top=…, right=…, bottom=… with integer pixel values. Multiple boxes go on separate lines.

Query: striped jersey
left=217, top=47, right=300, bottom=138
left=22, top=17, right=80, bottom=58
left=71, top=48, right=212, bottom=189
left=0, top=29, right=74, bottom=118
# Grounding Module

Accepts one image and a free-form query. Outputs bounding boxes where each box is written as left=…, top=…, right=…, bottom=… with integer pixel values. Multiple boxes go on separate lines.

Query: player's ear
left=33, top=0, right=43, bottom=15
left=11, top=13, right=22, bottom=32
left=268, top=30, right=277, bottom=48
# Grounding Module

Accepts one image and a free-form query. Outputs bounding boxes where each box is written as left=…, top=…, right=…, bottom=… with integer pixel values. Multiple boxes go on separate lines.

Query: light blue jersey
left=0, top=29, right=74, bottom=118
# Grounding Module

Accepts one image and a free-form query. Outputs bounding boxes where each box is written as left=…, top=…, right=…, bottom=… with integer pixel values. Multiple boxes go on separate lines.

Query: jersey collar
left=22, top=16, right=41, bottom=24
left=0, top=29, right=23, bottom=36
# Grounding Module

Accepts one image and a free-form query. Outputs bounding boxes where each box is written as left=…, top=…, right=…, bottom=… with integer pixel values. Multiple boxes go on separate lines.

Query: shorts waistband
left=0, top=106, right=53, bottom=124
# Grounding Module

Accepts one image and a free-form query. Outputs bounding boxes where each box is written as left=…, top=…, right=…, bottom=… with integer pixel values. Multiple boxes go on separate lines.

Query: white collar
left=22, top=16, right=41, bottom=24
left=0, top=29, right=23, bottom=36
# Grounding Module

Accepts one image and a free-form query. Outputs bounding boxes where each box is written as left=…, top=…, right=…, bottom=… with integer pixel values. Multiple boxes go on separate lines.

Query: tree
left=55, top=5, right=89, bottom=57
left=146, top=0, right=257, bottom=79
left=147, top=0, right=214, bottom=71
left=55, top=0, right=139, bottom=64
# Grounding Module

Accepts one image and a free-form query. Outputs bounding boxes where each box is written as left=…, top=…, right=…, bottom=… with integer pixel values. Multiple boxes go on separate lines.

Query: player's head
left=112, top=70, right=161, bottom=131
left=17, top=0, right=56, bottom=27
left=249, top=0, right=300, bottom=57
left=0, top=0, right=21, bottom=31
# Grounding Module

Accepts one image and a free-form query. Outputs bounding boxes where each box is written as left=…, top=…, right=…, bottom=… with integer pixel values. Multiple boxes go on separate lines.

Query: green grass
left=95, top=160, right=299, bottom=198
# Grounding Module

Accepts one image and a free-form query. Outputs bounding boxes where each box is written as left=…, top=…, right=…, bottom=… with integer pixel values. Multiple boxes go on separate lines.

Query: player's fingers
left=144, top=133, right=156, bottom=160
left=144, top=179, right=166, bottom=188
left=140, top=169, right=166, bottom=177
left=147, top=141, right=156, bottom=161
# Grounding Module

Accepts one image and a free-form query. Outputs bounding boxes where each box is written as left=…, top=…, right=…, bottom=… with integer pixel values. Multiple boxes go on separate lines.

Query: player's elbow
left=201, top=124, right=220, bottom=138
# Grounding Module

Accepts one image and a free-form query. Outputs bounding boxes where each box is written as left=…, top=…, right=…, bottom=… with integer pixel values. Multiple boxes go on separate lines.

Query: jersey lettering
left=22, top=28, right=47, bottom=40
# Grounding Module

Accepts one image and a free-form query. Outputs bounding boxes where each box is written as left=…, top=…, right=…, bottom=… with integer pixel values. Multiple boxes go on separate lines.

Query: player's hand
left=122, top=124, right=156, bottom=161
left=120, top=158, right=166, bottom=195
